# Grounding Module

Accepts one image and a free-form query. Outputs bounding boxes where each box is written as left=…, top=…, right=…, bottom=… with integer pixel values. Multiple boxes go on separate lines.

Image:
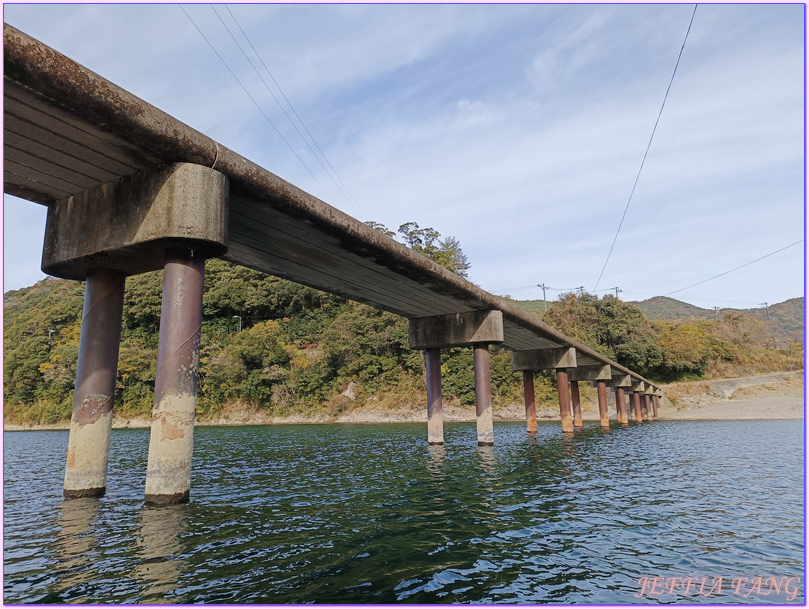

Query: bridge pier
left=512, top=347, right=577, bottom=434
left=522, top=371, right=538, bottom=433
left=144, top=248, right=205, bottom=505
left=410, top=311, right=503, bottom=446
left=425, top=348, right=444, bottom=444
left=570, top=381, right=583, bottom=429
left=63, top=268, right=126, bottom=498
left=615, top=388, right=628, bottom=426
left=42, top=163, right=228, bottom=502
left=605, top=374, right=630, bottom=426
left=652, top=394, right=660, bottom=418
left=596, top=380, right=609, bottom=429
left=631, top=391, right=643, bottom=424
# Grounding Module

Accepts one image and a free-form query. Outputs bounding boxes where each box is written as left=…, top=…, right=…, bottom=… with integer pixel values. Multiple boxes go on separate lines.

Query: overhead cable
left=665, top=239, right=804, bottom=296
left=592, top=4, right=698, bottom=292
left=179, top=5, right=329, bottom=196
left=223, top=5, right=368, bottom=220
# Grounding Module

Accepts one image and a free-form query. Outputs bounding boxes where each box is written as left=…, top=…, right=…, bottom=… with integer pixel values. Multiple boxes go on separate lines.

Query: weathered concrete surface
left=605, top=374, right=631, bottom=388
left=42, top=163, right=228, bottom=280
left=512, top=347, right=576, bottom=371
left=568, top=365, right=611, bottom=381
left=425, top=348, right=444, bottom=445
left=64, top=268, right=125, bottom=498
left=474, top=345, right=494, bottom=445
left=409, top=311, right=503, bottom=350
left=631, top=380, right=646, bottom=393
left=145, top=249, right=205, bottom=505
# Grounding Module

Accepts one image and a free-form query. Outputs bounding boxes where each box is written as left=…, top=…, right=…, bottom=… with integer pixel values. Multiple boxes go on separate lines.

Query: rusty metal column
left=616, top=388, right=628, bottom=426
left=556, top=370, right=574, bottom=434
left=653, top=395, right=660, bottom=418
left=523, top=371, right=537, bottom=433
left=425, top=348, right=444, bottom=445
left=64, top=268, right=126, bottom=498
left=641, top=395, right=650, bottom=420
left=145, top=248, right=205, bottom=505
left=474, top=345, right=494, bottom=446
left=570, top=380, right=583, bottom=429
left=632, top=392, right=643, bottom=424
left=597, top=380, right=609, bottom=429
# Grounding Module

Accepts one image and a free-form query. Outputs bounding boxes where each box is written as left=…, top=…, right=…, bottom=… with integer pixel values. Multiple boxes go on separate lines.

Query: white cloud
left=2, top=4, right=804, bottom=306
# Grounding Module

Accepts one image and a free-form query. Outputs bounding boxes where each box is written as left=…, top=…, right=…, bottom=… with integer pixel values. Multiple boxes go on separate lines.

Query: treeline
left=4, top=223, right=803, bottom=425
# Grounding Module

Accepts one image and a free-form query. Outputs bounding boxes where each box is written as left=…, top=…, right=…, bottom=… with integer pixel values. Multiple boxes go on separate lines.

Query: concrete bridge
left=4, top=24, right=664, bottom=506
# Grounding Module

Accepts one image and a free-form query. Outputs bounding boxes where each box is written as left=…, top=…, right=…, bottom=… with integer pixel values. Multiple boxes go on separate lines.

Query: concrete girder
left=511, top=347, right=576, bottom=371
left=42, top=163, right=228, bottom=280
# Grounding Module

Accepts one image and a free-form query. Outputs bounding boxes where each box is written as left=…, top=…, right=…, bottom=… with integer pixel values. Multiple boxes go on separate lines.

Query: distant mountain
left=509, top=295, right=804, bottom=345
left=629, top=296, right=804, bottom=344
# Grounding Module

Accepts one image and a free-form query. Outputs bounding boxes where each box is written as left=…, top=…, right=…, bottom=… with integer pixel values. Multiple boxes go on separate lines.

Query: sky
left=2, top=3, right=805, bottom=310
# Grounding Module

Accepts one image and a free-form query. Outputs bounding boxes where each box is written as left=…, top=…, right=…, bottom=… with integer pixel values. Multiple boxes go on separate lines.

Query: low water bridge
left=4, top=24, right=664, bottom=505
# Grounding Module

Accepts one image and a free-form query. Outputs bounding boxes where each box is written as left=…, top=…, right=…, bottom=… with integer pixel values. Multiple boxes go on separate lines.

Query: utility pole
left=233, top=315, right=242, bottom=332
left=538, top=283, right=548, bottom=311
left=760, top=302, right=778, bottom=349
left=608, top=287, right=622, bottom=299
left=712, top=306, right=720, bottom=321
left=575, top=286, right=585, bottom=297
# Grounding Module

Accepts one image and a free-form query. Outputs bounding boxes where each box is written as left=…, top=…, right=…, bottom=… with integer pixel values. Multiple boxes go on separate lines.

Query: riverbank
left=657, top=371, right=804, bottom=420
left=4, top=371, right=803, bottom=431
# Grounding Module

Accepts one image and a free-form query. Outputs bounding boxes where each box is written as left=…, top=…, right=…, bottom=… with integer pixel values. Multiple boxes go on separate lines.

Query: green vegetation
left=5, top=224, right=802, bottom=426
left=4, top=223, right=530, bottom=425
left=630, top=295, right=805, bottom=345
left=534, top=293, right=803, bottom=382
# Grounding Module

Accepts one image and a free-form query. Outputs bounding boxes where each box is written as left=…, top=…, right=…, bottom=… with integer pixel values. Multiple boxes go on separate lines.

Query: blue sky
left=3, top=3, right=805, bottom=310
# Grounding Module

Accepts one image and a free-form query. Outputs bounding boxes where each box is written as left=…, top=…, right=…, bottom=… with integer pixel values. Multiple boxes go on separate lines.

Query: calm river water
left=3, top=420, right=805, bottom=604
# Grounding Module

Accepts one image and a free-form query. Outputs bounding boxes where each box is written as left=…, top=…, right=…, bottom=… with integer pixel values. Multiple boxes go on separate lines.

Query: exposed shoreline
left=4, top=371, right=803, bottom=432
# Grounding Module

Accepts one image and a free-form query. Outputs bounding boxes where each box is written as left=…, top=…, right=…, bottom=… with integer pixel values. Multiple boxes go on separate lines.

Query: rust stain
left=74, top=395, right=111, bottom=426
left=66, top=447, right=75, bottom=468
left=161, top=420, right=186, bottom=441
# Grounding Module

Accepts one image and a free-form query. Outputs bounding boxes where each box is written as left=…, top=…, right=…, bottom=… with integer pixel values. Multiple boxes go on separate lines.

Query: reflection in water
left=4, top=421, right=805, bottom=604
left=133, top=504, right=187, bottom=604
left=51, top=497, right=100, bottom=601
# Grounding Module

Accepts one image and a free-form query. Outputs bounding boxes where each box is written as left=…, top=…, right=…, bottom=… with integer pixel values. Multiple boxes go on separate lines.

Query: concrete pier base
left=425, top=348, right=444, bottom=445
left=570, top=380, right=583, bottom=429
left=64, top=268, right=126, bottom=498
left=615, top=388, right=628, bottom=426
left=523, top=371, right=538, bottom=433
left=556, top=370, right=574, bottom=434
left=145, top=249, right=205, bottom=506
left=474, top=345, right=494, bottom=446
left=597, top=380, right=609, bottom=429
left=652, top=395, right=660, bottom=418
left=632, top=392, right=643, bottom=424
left=642, top=395, right=650, bottom=421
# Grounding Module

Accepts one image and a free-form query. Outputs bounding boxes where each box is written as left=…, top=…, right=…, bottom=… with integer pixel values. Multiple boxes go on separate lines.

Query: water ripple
left=4, top=420, right=804, bottom=603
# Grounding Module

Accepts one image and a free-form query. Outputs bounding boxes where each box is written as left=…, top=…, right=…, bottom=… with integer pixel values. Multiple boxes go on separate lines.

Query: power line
left=223, top=6, right=368, bottom=221
left=592, top=4, right=698, bottom=292
left=215, top=5, right=368, bottom=220
left=178, top=5, right=329, bottom=196
left=665, top=239, right=804, bottom=296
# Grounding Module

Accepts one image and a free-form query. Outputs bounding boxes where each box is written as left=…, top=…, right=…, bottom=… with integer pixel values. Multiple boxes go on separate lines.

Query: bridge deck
left=4, top=24, right=656, bottom=388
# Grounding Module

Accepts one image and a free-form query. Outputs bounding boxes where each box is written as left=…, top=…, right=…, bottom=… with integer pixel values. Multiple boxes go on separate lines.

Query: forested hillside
left=4, top=223, right=803, bottom=425
left=629, top=296, right=804, bottom=344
